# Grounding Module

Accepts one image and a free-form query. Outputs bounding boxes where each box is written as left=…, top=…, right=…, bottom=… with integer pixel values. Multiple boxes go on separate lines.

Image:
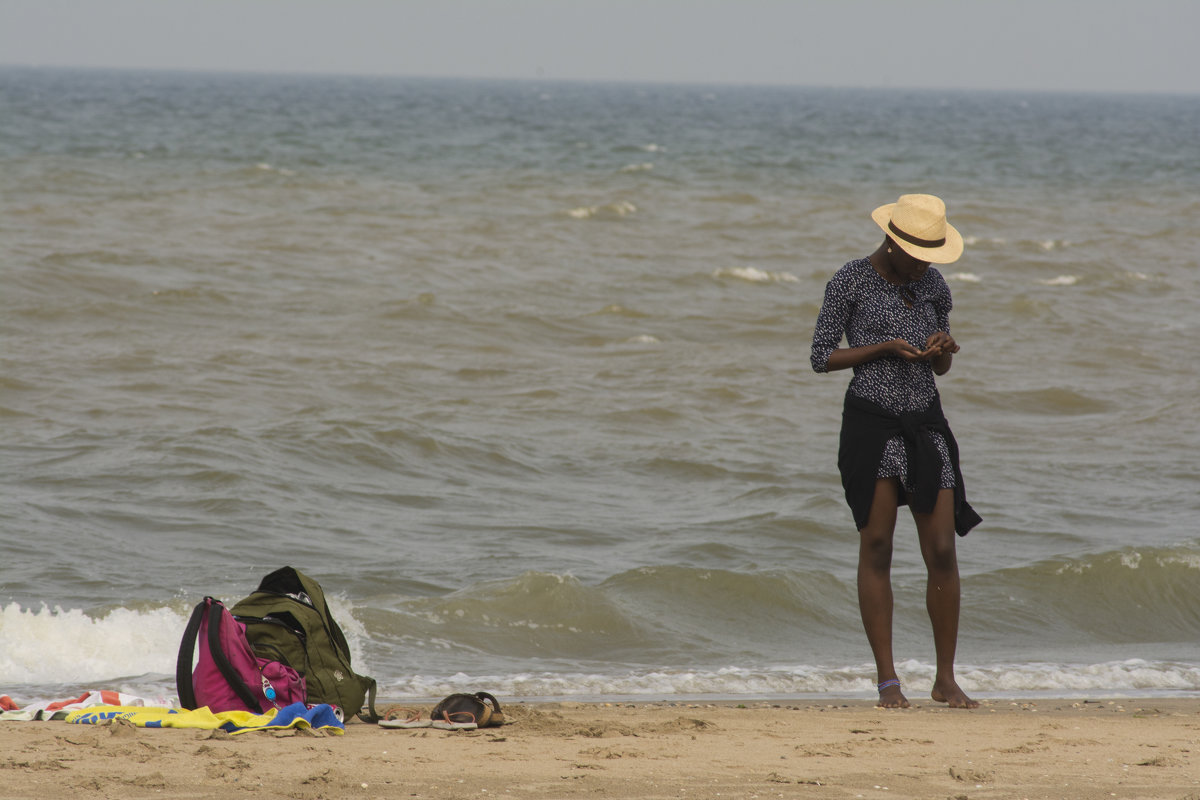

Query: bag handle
left=175, top=599, right=207, bottom=710
left=205, top=599, right=265, bottom=714
left=474, top=691, right=502, bottom=715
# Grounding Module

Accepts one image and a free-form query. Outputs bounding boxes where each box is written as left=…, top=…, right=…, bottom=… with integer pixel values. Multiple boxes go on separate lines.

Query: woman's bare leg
left=912, top=488, right=978, bottom=708
left=858, top=478, right=908, bottom=708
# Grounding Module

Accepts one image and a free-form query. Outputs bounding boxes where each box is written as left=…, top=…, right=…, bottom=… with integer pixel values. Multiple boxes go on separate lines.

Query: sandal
left=431, top=710, right=478, bottom=730
left=378, top=706, right=432, bottom=729
left=430, top=692, right=505, bottom=728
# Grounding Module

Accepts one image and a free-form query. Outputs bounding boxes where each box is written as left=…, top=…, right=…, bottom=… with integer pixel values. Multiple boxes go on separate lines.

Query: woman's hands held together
left=885, top=332, right=958, bottom=361
left=825, top=333, right=958, bottom=373
left=922, top=331, right=958, bottom=375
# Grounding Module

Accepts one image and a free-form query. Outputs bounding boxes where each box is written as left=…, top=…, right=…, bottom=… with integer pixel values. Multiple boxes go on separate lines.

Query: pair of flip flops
left=379, top=692, right=505, bottom=731
left=379, top=712, right=476, bottom=730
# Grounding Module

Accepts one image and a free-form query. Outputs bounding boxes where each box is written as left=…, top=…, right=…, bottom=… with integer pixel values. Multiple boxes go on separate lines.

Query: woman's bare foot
left=931, top=679, right=979, bottom=708
left=876, top=680, right=910, bottom=708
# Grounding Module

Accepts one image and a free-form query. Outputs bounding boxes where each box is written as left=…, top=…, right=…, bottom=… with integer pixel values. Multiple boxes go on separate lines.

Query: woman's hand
left=923, top=331, right=958, bottom=375
left=923, top=331, right=959, bottom=358
left=886, top=338, right=928, bottom=362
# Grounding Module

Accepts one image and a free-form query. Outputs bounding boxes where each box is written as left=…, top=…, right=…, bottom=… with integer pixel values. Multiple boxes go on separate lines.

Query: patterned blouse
left=811, top=258, right=955, bottom=487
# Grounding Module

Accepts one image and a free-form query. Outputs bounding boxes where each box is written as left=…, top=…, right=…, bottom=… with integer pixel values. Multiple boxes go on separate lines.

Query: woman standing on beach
left=810, top=194, right=981, bottom=709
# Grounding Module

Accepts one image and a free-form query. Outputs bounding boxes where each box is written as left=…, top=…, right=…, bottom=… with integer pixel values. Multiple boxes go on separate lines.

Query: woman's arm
left=824, top=339, right=927, bottom=371
left=929, top=274, right=956, bottom=375
left=826, top=333, right=958, bottom=373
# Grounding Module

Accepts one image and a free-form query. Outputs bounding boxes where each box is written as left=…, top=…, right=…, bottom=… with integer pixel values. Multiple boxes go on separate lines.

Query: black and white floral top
left=811, top=257, right=952, bottom=412
left=811, top=258, right=956, bottom=487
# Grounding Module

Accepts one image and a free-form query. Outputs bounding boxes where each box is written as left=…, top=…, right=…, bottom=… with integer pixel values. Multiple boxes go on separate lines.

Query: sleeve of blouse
left=931, top=270, right=953, bottom=333
left=810, top=268, right=851, bottom=373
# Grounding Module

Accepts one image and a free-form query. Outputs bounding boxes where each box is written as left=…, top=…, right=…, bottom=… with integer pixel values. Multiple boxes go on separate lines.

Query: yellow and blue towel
left=64, top=702, right=344, bottom=735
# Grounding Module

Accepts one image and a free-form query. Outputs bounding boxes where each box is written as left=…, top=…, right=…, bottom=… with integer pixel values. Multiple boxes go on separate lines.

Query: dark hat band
left=889, top=220, right=945, bottom=249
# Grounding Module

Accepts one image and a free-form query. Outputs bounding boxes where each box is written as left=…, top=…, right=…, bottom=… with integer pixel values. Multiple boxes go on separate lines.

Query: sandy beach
left=1, top=698, right=1196, bottom=800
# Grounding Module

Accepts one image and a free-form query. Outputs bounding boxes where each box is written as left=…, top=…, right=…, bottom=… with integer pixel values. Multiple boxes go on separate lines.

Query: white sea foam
left=565, top=201, right=638, bottom=219
left=1120, top=551, right=1142, bottom=569
left=712, top=266, right=799, bottom=284
left=381, top=659, right=1200, bottom=700
left=1051, top=549, right=1199, bottom=575
left=1162, top=553, right=1200, bottom=570
left=0, top=602, right=186, bottom=685
left=252, top=162, right=295, bottom=177
left=963, top=236, right=1006, bottom=246
left=1038, top=275, right=1079, bottom=286
left=947, top=272, right=982, bottom=283
left=326, top=593, right=369, bottom=667
left=957, top=659, right=1200, bottom=694
left=1038, top=239, right=1074, bottom=251
left=586, top=304, right=648, bottom=318
left=618, top=163, right=654, bottom=173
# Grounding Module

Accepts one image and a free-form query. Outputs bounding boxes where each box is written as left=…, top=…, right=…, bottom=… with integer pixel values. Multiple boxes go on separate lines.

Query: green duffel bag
left=231, top=566, right=379, bottom=722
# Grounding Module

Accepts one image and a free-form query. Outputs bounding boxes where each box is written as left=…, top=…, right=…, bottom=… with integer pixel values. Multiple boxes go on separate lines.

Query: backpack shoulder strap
left=204, top=599, right=264, bottom=714
left=361, top=677, right=379, bottom=722
left=175, top=599, right=207, bottom=710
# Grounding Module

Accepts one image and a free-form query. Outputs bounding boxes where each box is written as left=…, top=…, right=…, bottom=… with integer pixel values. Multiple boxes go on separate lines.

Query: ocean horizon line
left=2, top=62, right=1197, bottom=100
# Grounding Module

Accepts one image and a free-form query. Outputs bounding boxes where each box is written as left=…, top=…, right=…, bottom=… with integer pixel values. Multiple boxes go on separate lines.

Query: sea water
left=2, top=68, right=1198, bottom=702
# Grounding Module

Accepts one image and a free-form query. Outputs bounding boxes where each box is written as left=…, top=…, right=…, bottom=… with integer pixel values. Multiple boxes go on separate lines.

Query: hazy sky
left=2, top=0, right=1197, bottom=94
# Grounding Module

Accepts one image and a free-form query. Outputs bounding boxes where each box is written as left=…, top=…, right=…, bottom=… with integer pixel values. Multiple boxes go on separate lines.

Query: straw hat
left=871, top=194, right=963, bottom=264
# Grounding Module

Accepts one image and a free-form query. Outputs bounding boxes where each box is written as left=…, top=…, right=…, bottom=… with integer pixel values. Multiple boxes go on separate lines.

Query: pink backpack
left=176, top=596, right=305, bottom=714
